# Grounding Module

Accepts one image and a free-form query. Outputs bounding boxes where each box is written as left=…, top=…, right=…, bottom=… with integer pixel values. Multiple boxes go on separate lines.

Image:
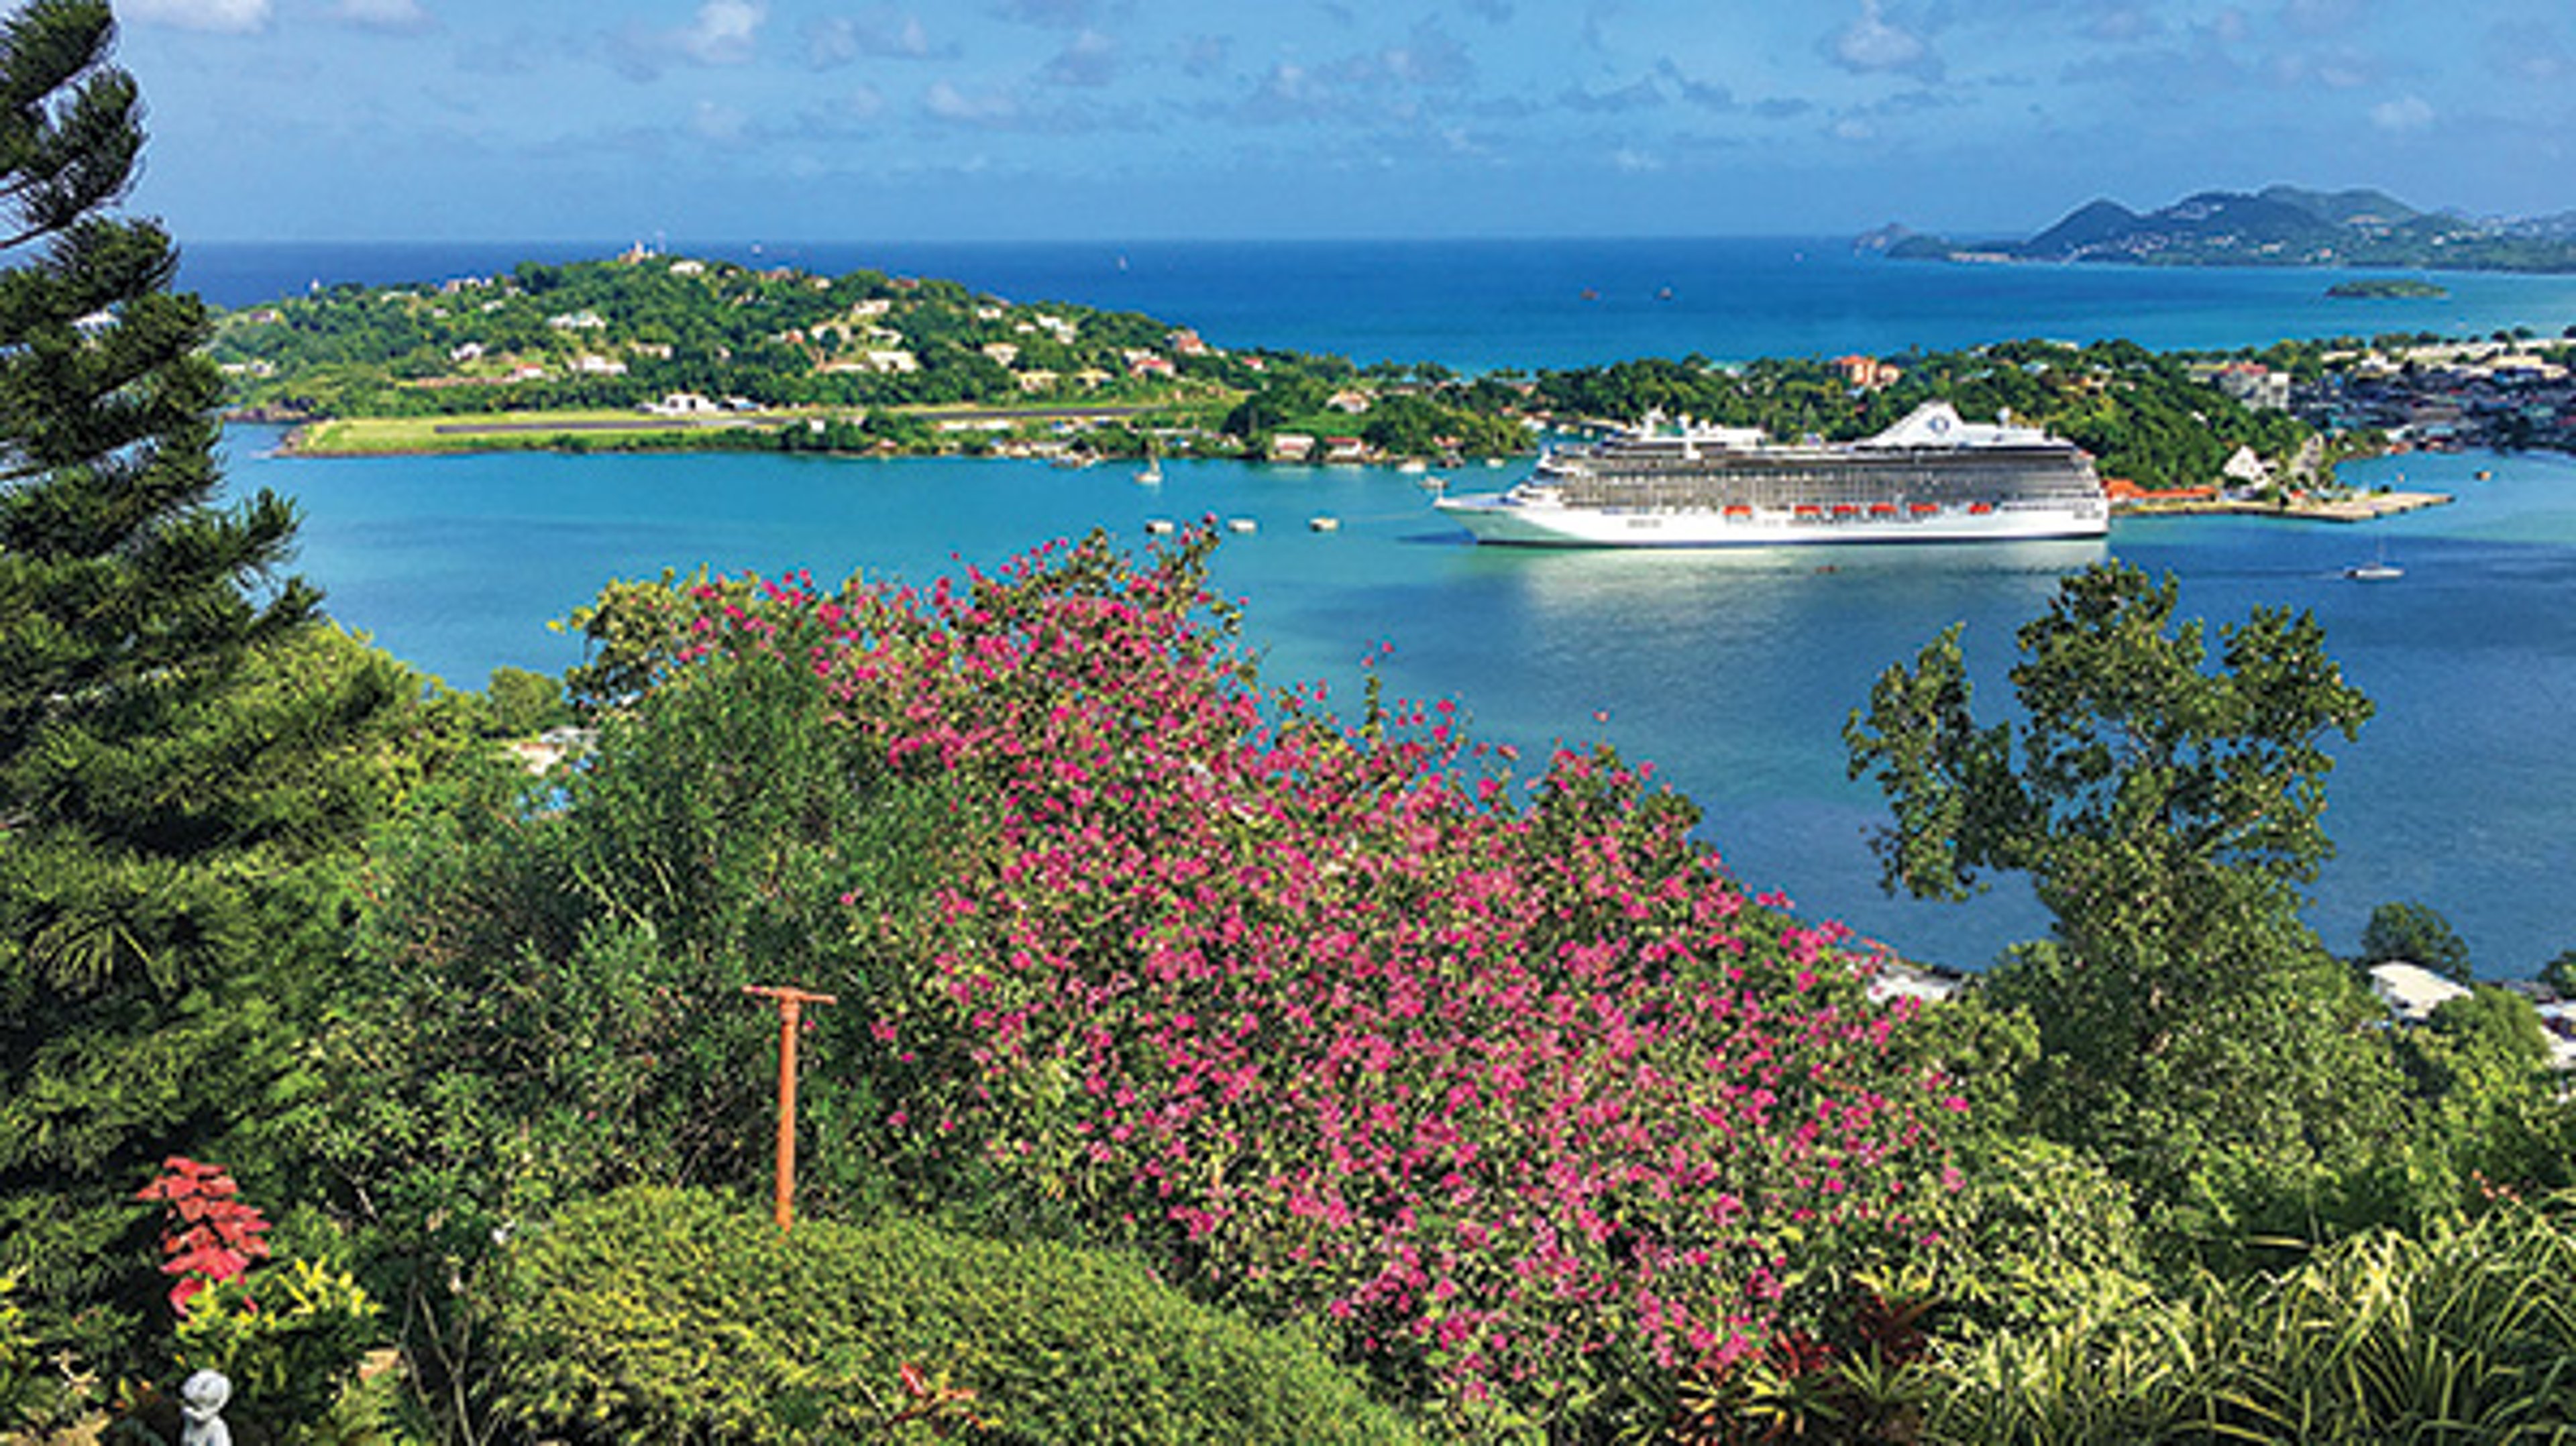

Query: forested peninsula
left=222, top=250, right=2393, bottom=497
left=1873, top=183, right=2576, bottom=272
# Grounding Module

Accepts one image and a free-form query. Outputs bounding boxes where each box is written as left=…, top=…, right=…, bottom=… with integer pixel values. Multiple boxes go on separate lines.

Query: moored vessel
left=1436, top=402, right=2108, bottom=547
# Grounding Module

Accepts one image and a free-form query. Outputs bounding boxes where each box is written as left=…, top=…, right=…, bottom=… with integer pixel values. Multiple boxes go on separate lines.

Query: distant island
left=2326, top=278, right=2451, bottom=300
left=1865, top=184, right=2576, bottom=273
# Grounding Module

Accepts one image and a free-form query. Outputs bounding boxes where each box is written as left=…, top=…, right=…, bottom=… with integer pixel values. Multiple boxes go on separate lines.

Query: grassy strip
left=286, top=409, right=775, bottom=455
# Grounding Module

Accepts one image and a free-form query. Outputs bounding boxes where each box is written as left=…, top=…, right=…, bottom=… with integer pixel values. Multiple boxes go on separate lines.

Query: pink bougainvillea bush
left=572, top=529, right=1959, bottom=1431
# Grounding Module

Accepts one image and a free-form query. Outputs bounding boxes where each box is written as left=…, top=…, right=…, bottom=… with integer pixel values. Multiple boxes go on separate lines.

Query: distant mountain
left=1877, top=185, right=2576, bottom=273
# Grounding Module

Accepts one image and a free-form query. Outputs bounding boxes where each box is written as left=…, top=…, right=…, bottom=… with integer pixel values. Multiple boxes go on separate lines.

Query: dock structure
left=2110, top=489, right=2453, bottom=522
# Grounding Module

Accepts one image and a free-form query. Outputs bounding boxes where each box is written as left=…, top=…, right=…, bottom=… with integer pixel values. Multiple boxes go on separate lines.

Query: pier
left=2112, top=490, right=2453, bottom=523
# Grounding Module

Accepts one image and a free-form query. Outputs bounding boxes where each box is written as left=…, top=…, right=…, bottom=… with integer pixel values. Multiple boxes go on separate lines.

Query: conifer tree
left=0, top=0, right=426, bottom=1355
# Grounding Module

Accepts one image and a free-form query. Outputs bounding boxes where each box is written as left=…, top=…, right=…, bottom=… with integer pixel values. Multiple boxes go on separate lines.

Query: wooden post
left=743, top=984, right=837, bottom=1229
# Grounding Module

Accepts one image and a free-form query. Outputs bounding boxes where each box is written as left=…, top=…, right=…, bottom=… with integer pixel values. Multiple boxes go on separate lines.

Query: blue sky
left=111, top=0, right=2576, bottom=243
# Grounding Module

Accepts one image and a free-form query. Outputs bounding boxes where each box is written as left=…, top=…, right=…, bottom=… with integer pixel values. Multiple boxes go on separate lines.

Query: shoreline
left=2114, top=490, right=2454, bottom=523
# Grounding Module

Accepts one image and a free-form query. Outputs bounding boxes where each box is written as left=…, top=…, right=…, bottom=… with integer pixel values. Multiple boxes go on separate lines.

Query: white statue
left=177, top=1369, right=231, bottom=1446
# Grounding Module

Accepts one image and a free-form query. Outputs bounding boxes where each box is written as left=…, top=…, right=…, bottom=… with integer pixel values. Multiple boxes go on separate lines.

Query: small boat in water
left=2345, top=542, right=2402, bottom=581
left=1134, top=457, right=1163, bottom=485
left=1143, top=518, right=1176, bottom=535
left=1226, top=516, right=1258, bottom=534
left=1309, top=516, right=1340, bottom=533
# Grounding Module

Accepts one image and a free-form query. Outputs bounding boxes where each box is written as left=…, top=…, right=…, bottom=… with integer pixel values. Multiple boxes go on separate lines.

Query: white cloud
left=2369, top=93, right=2433, bottom=132
left=332, top=0, right=431, bottom=32
left=924, top=80, right=1019, bottom=125
left=680, top=0, right=765, bottom=65
left=1827, top=0, right=1939, bottom=80
left=807, top=11, right=954, bottom=66
left=1611, top=147, right=1662, bottom=173
left=123, top=0, right=271, bottom=33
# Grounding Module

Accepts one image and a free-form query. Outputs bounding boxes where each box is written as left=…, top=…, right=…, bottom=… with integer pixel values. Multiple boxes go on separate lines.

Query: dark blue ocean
left=195, top=239, right=2576, bottom=975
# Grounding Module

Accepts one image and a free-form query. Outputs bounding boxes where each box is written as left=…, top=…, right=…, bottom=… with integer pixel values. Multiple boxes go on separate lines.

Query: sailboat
left=2344, top=539, right=2402, bottom=581
left=1134, top=445, right=1163, bottom=485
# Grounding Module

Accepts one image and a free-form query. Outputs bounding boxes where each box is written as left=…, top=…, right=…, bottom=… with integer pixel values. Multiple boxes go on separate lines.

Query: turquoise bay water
left=239, top=429, right=2576, bottom=976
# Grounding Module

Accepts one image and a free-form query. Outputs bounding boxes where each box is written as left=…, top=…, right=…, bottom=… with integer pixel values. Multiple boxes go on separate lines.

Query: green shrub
left=173, top=1260, right=382, bottom=1441
left=1924, top=1194, right=2576, bottom=1443
left=482, top=1186, right=1426, bottom=1445
left=1, top=1270, right=62, bottom=1432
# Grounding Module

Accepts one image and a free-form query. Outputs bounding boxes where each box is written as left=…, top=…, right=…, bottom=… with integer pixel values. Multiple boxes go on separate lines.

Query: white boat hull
left=1436, top=492, right=2109, bottom=547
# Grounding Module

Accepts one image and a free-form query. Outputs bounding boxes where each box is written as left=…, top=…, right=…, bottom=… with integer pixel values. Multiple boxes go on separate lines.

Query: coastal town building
left=2207, top=361, right=2290, bottom=411
left=2295, top=340, right=2576, bottom=454
left=1835, top=354, right=1904, bottom=390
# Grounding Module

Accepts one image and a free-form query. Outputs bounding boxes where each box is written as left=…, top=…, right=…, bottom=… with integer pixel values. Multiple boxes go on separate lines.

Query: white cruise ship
left=1435, top=402, right=2108, bottom=547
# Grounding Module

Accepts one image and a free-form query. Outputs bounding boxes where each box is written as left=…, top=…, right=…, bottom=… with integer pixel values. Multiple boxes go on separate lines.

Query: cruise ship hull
left=1435, top=492, right=2108, bottom=547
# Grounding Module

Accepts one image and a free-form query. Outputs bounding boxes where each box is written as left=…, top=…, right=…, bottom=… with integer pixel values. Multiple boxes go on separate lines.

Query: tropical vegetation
left=7, top=4, right=2576, bottom=1443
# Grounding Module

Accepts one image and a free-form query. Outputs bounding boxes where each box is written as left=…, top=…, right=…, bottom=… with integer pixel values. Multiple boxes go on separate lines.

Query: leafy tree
left=2360, top=899, right=2473, bottom=983
left=1844, top=562, right=2405, bottom=1227
left=312, top=612, right=958, bottom=1423
left=2542, top=949, right=2576, bottom=997
left=478, top=663, right=567, bottom=738
left=0, top=0, right=440, bottom=1364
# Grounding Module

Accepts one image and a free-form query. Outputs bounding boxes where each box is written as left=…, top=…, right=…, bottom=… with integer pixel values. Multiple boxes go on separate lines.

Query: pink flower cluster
left=659, top=532, right=1952, bottom=1421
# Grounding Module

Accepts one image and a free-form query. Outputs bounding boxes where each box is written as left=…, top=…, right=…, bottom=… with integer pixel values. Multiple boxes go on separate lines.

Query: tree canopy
left=0, top=0, right=447, bottom=1353
left=1844, top=562, right=2404, bottom=1225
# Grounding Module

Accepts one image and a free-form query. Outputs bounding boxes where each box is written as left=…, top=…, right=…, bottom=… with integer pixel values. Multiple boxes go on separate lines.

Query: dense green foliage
left=1926, top=1194, right=2576, bottom=1443
left=1845, top=564, right=2420, bottom=1245
left=302, top=622, right=956, bottom=1416
left=213, top=256, right=1201, bottom=416
left=484, top=1185, right=1428, bottom=1445
left=2359, top=899, right=2474, bottom=982
left=0, top=1, right=464, bottom=1384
